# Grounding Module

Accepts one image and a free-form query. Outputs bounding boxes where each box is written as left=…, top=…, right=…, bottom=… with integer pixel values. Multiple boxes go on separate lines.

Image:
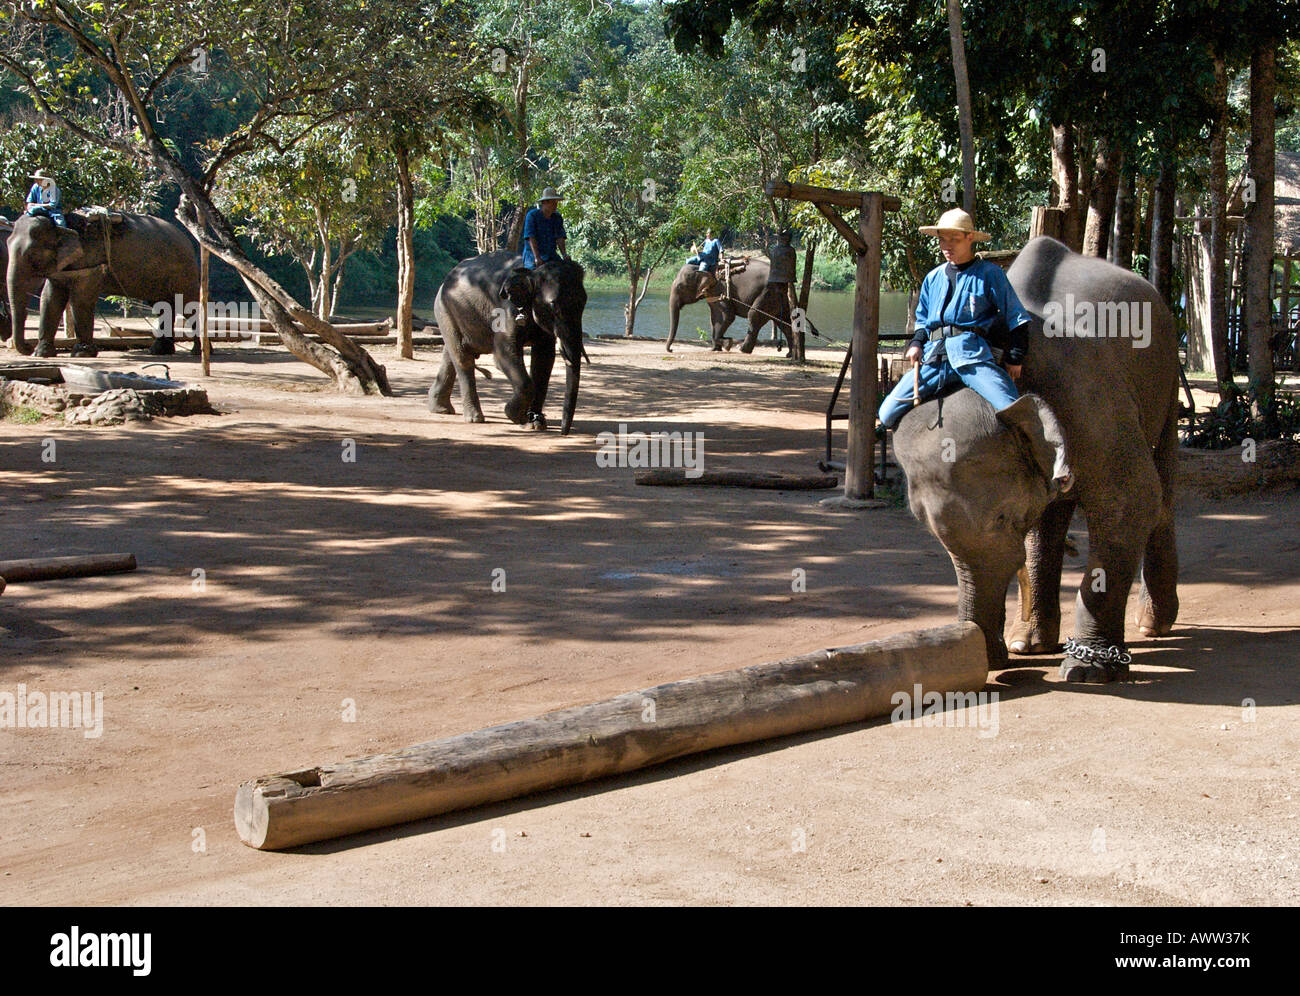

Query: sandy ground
left=1, top=334, right=1298, bottom=907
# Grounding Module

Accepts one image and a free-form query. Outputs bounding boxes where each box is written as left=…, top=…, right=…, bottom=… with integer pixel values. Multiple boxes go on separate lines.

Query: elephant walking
left=428, top=251, right=588, bottom=435
left=891, top=237, right=1180, bottom=682
left=5, top=211, right=200, bottom=357
left=665, top=258, right=791, bottom=353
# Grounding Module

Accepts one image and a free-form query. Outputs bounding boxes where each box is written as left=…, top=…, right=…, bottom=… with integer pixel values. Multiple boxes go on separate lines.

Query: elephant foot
left=1008, top=618, right=1061, bottom=655
left=738, top=341, right=755, bottom=354
left=463, top=410, right=486, bottom=424
left=30, top=342, right=54, bottom=358
left=723, top=338, right=735, bottom=352
left=427, top=384, right=455, bottom=414
left=1136, top=600, right=1177, bottom=638
left=1058, top=638, right=1131, bottom=683
left=504, top=395, right=533, bottom=425
left=527, top=412, right=548, bottom=431
left=69, top=341, right=98, bottom=358
left=710, top=345, right=722, bottom=352
left=149, top=337, right=176, bottom=356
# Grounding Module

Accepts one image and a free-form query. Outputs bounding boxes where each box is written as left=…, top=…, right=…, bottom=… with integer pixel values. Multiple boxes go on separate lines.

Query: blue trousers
left=878, top=357, right=1019, bottom=429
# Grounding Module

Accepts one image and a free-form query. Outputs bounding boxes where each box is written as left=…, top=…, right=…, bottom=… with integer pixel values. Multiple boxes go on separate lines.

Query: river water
left=583, top=286, right=913, bottom=344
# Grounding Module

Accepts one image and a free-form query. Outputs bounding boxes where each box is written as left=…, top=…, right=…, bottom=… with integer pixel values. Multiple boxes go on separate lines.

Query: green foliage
left=0, top=120, right=158, bottom=215
left=1184, top=387, right=1300, bottom=448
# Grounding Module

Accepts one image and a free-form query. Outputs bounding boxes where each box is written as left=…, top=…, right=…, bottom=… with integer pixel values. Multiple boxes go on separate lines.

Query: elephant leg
left=739, top=288, right=776, bottom=353
left=68, top=287, right=100, bottom=358
left=428, top=347, right=458, bottom=414
left=35, top=282, right=69, bottom=358
left=148, top=303, right=177, bottom=356
left=494, top=331, right=533, bottom=425
left=1009, top=498, right=1077, bottom=654
left=526, top=332, right=555, bottom=429
left=1137, top=405, right=1180, bottom=636
left=709, top=302, right=733, bottom=351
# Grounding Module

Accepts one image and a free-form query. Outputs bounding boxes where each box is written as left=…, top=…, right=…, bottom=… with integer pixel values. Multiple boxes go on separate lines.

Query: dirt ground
left=2, top=335, right=1298, bottom=906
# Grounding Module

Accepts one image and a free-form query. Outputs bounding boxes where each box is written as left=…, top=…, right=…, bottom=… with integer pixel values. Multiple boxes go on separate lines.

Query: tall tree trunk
left=1083, top=136, right=1120, bottom=258
left=947, top=0, right=976, bottom=216
left=395, top=144, right=415, bottom=360
left=318, top=238, right=332, bottom=321
left=1050, top=122, right=1083, bottom=252
left=506, top=57, right=530, bottom=253
left=1244, top=39, right=1277, bottom=420
left=1149, top=157, right=1177, bottom=307
left=1209, top=50, right=1233, bottom=396
left=1112, top=161, right=1135, bottom=270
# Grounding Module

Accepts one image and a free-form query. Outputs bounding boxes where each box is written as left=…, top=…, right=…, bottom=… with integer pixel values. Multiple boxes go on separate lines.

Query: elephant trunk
left=560, top=353, right=580, bottom=435
left=953, top=555, right=1014, bottom=671
left=666, top=284, right=682, bottom=352
left=7, top=264, right=31, bottom=355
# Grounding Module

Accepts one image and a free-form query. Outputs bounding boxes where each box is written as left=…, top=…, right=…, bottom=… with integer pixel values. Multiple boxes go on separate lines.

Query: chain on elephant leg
left=1059, top=637, right=1132, bottom=683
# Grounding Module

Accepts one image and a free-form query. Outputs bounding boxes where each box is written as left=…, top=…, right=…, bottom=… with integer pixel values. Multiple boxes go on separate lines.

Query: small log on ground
left=0, top=553, right=137, bottom=583
left=235, top=621, right=988, bottom=850
left=635, top=469, right=839, bottom=490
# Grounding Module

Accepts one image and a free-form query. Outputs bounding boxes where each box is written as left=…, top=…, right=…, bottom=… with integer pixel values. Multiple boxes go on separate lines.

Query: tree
left=946, top=0, right=975, bottom=214
left=547, top=26, right=685, bottom=337
left=0, top=0, right=478, bottom=393
left=216, top=121, right=393, bottom=320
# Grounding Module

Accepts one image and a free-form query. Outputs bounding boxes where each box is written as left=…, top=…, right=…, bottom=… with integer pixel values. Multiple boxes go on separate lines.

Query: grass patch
left=0, top=402, right=51, bottom=424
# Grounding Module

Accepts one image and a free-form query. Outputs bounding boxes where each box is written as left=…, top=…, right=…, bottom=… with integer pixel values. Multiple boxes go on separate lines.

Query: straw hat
left=537, top=187, right=563, bottom=203
left=918, top=208, right=990, bottom=241
left=29, top=169, right=55, bottom=184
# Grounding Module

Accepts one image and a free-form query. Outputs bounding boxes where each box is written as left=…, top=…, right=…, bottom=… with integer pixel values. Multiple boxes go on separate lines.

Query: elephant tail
left=474, top=364, right=493, bottom=379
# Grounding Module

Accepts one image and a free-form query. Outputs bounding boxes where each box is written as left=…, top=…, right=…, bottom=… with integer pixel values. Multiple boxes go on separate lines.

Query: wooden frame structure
left=765, top=181, right=901, bottom=501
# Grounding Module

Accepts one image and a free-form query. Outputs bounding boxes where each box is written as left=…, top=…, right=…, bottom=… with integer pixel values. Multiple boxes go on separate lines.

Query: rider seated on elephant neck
left=513, top=188, right=569, bottom=327
left=877, top=208, right=1032, bottom=430
left=26, top=169, right=67, bottom=228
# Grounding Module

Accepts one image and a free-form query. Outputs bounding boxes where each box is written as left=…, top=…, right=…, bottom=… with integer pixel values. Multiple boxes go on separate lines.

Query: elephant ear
left=997, top=394, right=1074, bottom=496
left=53, top=229, right=84, bottom=272
left=498, top=267, right=534, bottom=308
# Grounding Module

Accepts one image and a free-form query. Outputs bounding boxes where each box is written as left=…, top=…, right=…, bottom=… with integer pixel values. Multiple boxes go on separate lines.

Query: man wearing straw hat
left=505, top=187, right=570, bottom=328
left=877, top=208, right=1032, bottom=430
left=25, top=169, right=67, bottom=227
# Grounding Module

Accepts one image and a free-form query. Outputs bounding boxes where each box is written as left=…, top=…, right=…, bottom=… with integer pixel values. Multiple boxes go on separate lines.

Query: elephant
left=428, top=251, right=588, bottom=435
left=891, top=236, right=1180, bottom=683
left=0, top=221, right=10, bottom=343
left=665, top=257, right=792, bottom=353
left=4, top=210, right=200, bottom=358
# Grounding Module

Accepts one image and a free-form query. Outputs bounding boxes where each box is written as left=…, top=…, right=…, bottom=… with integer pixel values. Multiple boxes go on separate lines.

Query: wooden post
left=235, top=622, right=988, bottom=850
left=0, top=553, right=136, bottom=583
left=845, top=193, right=884, bottom=500
left=199, top=245, right=211, bottom=377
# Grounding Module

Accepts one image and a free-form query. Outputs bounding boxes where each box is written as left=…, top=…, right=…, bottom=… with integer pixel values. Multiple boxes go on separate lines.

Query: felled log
left=0, top=553, right=137, bottom=583
left=635, top=469, right=839, bottom=490
left=235, top=621, right=988, bottom=850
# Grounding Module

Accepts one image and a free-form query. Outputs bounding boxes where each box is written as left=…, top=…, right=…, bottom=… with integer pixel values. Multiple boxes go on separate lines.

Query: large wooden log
left=0, top=553, right=137, bottom=583
left=235, top=622, right=988, bottom=850
left=634, top=469, right=839, bottom=490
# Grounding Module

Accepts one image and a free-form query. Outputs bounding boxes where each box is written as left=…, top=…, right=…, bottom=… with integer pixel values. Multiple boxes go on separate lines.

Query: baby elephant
left=429, top=251, right=587, bottom=434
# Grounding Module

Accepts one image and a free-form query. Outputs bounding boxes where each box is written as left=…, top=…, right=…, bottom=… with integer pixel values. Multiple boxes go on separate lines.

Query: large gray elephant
left=4, top=210, right=200, bottom=357
left=665, top=258, right=789, bottom=352
left=428, top=251, right=587, bottom=435
left=892, top=236, right=1180, bottom=682
left=0, top=220, right=10, bottom=343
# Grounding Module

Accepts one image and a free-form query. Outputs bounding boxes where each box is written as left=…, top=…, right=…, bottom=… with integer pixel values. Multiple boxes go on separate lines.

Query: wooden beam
left=635, top=469, right=838, bottom=490
left=234, top=622, right=988, bottom=850
left=845, top=193, right=885, bottom=500
left=766, top=180, right=902, bottom=213
left=814, top=202, right=868, bottom=256
left=0, top=553, right=137, bottom=583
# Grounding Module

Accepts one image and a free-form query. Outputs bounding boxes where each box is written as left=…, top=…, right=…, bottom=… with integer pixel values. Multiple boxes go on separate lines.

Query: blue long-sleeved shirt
left=522, top=207, right=566, bottom=269
left=27, top=181, right=62, bottom=211
left=908, top=258, right=1033, bottom=367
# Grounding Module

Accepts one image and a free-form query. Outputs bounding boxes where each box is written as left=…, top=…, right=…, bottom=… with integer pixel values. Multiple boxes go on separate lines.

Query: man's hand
left=905, top=344, right=922, bottom=363
left=1006, top=363, right=1022, bottom=382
